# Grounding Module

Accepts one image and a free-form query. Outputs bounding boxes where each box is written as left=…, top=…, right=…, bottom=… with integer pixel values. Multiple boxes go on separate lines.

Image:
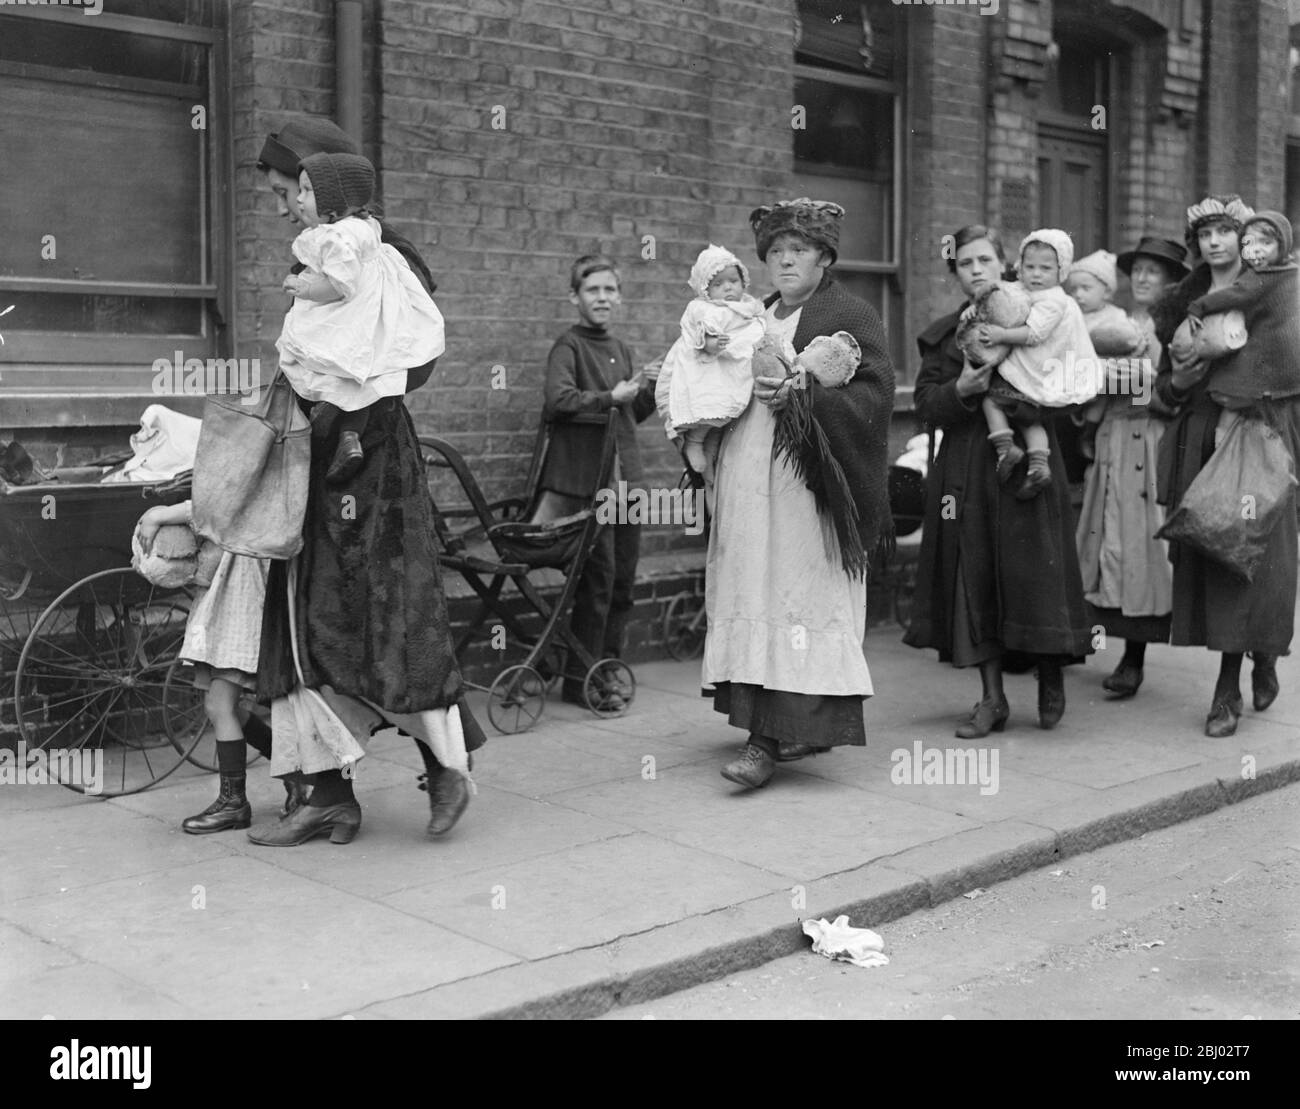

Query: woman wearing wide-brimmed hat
left=1075, top=237, right=1189, bottom=699
left=705, top=198, right=894, bottom=790
left=1153, top=195, right=1299, bottom=737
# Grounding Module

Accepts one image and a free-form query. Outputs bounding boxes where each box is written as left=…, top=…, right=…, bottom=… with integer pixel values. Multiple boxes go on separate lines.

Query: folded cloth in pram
left=102, top=405, right=202, bottom=484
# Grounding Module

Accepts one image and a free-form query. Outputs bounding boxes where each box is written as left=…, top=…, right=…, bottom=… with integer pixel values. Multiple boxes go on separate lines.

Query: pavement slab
left=2, top=620, right=1297, bottom=1019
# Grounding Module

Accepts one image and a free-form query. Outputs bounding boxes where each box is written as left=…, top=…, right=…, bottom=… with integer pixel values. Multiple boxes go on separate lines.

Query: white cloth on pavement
left=802, top=915, right=890, bottom=968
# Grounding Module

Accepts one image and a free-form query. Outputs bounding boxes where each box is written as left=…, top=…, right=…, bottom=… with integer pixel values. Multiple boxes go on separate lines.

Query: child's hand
left=702, top=334, right=729, bottom=356
left=282, top=273, right=310, bottom=298
left=980, top=324, right=1006, bottom=345
left=136, top=505, right=183, bottom=553
left=611, top=379, right=641, bottom=405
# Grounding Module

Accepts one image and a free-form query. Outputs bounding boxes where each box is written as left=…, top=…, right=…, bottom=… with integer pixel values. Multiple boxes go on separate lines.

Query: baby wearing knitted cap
left=654, top=245, right=766, bottom=482
left=277, top=152, right=445, bottom=484
left=1067, top=249, right=1146, bottom=460
left=965, top=229, right=1101, bottom=499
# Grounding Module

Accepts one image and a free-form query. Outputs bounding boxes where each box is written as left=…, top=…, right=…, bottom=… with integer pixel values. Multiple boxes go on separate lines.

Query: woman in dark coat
left=249, top=115, right=487, bottom=844
left=1154, top=196, right=1298, bottom=737
left=905, top=225, right=1093, bottom=735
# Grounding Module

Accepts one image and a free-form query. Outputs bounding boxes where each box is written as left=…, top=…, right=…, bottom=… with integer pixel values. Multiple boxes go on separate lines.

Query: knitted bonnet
left=1242, top=210, right=1294, bottom=259
left=1071, top=249, right=1118, bottom=292
left=749, top=198, right=845, bottom=264
left=688, top=244, right=750, bottom=298
left=1019, top=228, right=1075, bottom=279
left=299, top=152, right=374, bottom=221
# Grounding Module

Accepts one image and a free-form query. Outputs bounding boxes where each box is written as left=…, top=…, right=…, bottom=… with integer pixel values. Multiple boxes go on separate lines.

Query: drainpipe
left=336, top=0, right=363, bottom=145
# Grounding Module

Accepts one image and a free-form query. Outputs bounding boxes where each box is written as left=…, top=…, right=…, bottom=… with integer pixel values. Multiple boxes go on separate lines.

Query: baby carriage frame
left=420, top=411, right=636, bottom=734
left=0, top=466, right=232, bottom=797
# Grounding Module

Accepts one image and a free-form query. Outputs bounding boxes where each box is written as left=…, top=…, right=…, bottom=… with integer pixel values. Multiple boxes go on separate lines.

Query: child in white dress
left=656, top=244, right=766, bottom=480
left=276, top=152, right=445, bottom=483
left=971, top=228, right=1100, bottom=499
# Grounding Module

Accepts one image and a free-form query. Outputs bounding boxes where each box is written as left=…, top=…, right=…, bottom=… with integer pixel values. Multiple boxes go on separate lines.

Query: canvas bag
left=1156, top=414, right=1298, bottom=583
left=192, top=372, right=310, bottom=559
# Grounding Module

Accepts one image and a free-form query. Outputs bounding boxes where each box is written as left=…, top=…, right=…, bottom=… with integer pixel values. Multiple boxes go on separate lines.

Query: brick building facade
left=1, top=0, right=1294, bottom=672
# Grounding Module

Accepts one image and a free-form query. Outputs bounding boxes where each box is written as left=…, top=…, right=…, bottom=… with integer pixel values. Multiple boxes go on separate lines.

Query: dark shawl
left=769, top=273, right=895, bottom=578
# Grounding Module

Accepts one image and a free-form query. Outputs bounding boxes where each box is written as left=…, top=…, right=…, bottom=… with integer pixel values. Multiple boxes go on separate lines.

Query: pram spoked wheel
left=487, top=664, right=547, bottom=734
left=12, top=567, right=202, bottom=797
left=662, top=589, right=706, bottom=661
left=583, top=658, right=636, bottom=717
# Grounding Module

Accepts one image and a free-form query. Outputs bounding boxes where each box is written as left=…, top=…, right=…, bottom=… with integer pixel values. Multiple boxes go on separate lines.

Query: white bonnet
left=1019, top=228, right=1075, bottom=279
left=689, top=244, right=749, bottom=298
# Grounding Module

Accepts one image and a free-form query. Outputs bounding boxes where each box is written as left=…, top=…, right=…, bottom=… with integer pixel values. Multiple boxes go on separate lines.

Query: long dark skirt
left=709, top=682, right=866, bottom=747
left=257, top=395, right=486, bottom=751
left=1159, top=392, right=1300, bottom=656
left=905, top=418, right=1093, bottom=666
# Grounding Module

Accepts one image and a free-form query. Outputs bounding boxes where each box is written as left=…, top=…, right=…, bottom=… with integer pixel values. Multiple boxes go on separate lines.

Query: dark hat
left=257, top=116, right=358, bottom=176
left=299, top=152, right=374, bottom=221
left=749, top=198, right=845, bottom=265
left=1117, top=236, right=1189, bottom=279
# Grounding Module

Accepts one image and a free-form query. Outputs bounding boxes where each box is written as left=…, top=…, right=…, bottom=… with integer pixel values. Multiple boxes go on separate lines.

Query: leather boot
left=1250, top=654, right=1280, bottom=712
left=418, top=769, right=471, bottom=837
left=182, top=774, right=251, bottom=835
left=1037, top=662, right=1066, bottom=729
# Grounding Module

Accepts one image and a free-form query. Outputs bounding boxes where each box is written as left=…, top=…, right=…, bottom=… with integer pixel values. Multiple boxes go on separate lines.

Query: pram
left=0, top=466, right=222, bottom=796
left=420, top=411, right=636, bottom=734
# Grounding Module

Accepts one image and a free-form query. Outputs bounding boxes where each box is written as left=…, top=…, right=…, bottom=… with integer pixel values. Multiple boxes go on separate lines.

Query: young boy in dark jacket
left=540, top=255, right=657, bottom=709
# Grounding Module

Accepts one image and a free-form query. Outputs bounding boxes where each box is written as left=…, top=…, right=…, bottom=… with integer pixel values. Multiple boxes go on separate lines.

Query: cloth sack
left=1170, top=310, right=1247, bottom=364
left=131, top=521, right=222, bottom=589
left=191, top=373, right=310, bottom=559
left=1156, top=414, right=1298, bottom=582
left=102, top=405, right=202, bottom=484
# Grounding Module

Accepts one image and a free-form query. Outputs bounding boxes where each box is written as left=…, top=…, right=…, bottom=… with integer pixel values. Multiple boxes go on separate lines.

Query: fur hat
left=1018, top=228, right=1075, bottom=279
left=688, top=244, right=750, bottom=298
left=299, top=152, right=374, bottom=221
left=1242, top=210, right=1294, bottom=261
left=258, top=115, right=358, bottom=176
left=1184, top=194, right=1255, bottom=258
left=749, top=198, right=845, bottom=264
left=1070, top=249, right=1118, bottom=293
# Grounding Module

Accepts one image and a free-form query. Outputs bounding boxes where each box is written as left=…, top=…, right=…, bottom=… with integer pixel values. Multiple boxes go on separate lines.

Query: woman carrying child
left=1155, top=198, right=1300, bottom=737
left=1074, top=239, right=1189, bottom=698
left=251, top=124, right=488, bottom=845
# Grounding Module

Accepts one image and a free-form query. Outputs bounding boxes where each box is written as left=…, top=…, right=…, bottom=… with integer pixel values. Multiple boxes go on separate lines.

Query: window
left=794, top=0, right=905, bottom=377
left=0, top=1, right=230, bottom=389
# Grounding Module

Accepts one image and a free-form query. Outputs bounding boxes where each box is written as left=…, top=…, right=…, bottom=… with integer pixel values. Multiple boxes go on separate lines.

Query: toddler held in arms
left=276, top=153, right=445, bottom=484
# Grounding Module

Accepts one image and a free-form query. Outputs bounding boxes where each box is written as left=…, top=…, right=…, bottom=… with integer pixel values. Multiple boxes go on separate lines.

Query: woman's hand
left=753, top=374, right=794, bottom=411
left=1171, top=351, right=1209, bottom=393
left=954, top=358, right=993, bottom=399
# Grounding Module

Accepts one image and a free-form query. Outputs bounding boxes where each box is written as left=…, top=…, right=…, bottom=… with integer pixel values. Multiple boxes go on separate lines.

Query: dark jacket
left=903, top=308, right=1092, bottom=660
left=540, top=323, right=656, bottom=498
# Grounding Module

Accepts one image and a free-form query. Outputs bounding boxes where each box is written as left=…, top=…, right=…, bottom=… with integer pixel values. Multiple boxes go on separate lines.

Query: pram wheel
left=583, top=658, right=636, bottom=717
left=662, top=589, right=706, bottom=660
left=487, top=664, right=547, bottom=734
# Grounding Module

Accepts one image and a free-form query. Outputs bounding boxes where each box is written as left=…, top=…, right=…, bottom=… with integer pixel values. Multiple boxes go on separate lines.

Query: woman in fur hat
left=1075, top=237, right=1189, bottom=700
left=1153, top=196, right=1298, bottom=737
left=706, top=199, right=894, bottom=790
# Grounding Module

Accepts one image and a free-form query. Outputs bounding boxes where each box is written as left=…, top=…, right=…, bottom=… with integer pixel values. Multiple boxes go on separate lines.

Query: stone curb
left=356, top=753, right=1300, bottom=1020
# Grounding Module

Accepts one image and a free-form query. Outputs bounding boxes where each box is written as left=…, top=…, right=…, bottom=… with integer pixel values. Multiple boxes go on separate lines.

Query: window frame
left=0, top=3, right=233, bottom=418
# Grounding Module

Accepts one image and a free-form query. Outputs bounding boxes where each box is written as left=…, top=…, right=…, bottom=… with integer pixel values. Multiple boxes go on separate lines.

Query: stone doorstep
left=357, top=753, right=1300, bottom=1021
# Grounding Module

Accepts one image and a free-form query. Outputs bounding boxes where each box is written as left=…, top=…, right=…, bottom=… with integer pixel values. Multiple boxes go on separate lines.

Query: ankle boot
left=1037, top=662, right=1066, bottom=729
left=1250, top=654, right=1280, bottom=712
left=182, top=774, right=251, bottom=835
